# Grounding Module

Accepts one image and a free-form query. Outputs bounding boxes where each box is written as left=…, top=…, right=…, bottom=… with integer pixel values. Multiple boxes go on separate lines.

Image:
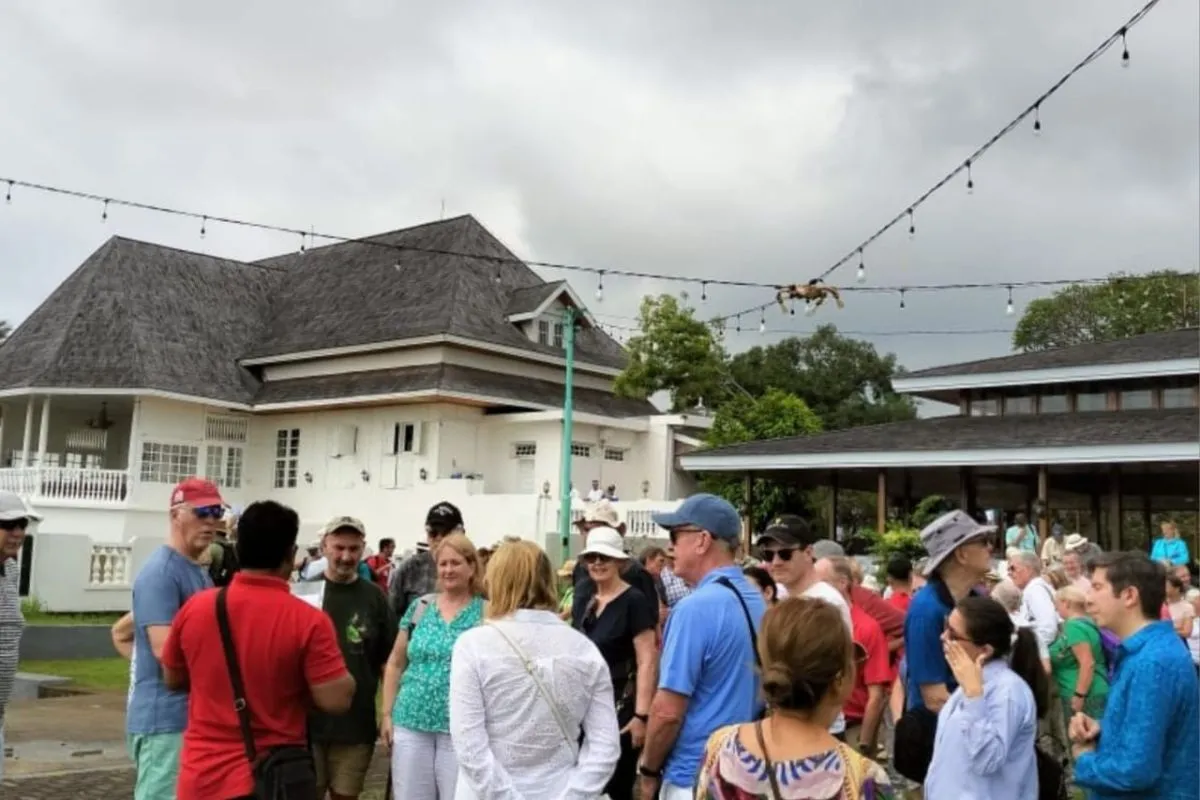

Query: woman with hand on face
left=572, top=528, right=658, bottom=800
left=925, top=596, right=1047, bottom=800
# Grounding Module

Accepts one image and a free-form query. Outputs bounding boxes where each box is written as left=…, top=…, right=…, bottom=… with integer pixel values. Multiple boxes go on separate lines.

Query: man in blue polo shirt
left=637, top=493, right=765, bottom=800
left=896, top=509, right=993, bottom=785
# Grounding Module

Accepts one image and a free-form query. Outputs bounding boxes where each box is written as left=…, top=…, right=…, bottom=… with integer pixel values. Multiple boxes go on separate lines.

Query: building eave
left=680, top=441, right=1200, bottom=471
left=894, top=357, right=1200, bottom=395
left=0, top=386, right=253, bottom=411
left=484, top=409, right=650, bottom=432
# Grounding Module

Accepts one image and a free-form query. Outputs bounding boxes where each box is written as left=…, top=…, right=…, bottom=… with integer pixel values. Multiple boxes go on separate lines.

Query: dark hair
left=235, top=501, right=300, bottom=570
left=758, top=597, right=852, bottom=713
left=640, top=546, right=667, bottom=566
left=1166, top=573, right=1184, bottom=592
left=956, top=596, right=1048, bottom=719
left=379, top=538, right=395, bottom=549
left=743, top=566, right=776, bottom=602
left=1092, top=551, right=1166, bottom=619
left=886, top=555, right=913, bottom=582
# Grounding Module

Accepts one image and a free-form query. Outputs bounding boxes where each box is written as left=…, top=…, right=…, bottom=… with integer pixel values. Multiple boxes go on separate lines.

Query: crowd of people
left=1, top=480, right=1199, bottom=799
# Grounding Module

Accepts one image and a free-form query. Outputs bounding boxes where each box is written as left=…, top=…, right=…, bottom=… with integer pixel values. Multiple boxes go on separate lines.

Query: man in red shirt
left=885, top=555, right=914, bottom=614
left=365, top=537, right=395, bottom=592
left=162, top=500, right=356, bottom=800
left=817, top=556, right=891, bottom=757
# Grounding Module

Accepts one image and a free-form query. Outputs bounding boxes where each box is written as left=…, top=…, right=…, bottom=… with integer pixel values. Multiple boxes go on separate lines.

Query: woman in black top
left=572, top=528, right=658, bottom=800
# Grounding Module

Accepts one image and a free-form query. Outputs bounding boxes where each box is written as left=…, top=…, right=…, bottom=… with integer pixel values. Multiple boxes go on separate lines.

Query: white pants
left=392, top=725, right=458, bottom=800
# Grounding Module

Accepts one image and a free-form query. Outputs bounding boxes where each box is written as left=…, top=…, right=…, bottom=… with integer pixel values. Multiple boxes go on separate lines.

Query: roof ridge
left=108, top=235, right=281, bottom=272
left=251, top=214, right=479, bottom=263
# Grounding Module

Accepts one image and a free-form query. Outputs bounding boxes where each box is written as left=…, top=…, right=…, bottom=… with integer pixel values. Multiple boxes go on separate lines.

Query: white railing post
left=89, top=544, right=132, bottom=586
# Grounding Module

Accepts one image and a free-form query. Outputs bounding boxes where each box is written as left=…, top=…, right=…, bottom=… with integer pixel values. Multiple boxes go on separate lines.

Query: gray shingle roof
left=0, top=216, right=631, bottom=409
left=505, top=282, right=566, bottom=317
left=684, top=407, right=1200, bottom=460
left=248, top=216, right=624, bottom=369
left=0, top=238, right=277, bottom=405
left=903, top=328, right=1200, bottom=380
left=254, top=363, right=658, bottom=417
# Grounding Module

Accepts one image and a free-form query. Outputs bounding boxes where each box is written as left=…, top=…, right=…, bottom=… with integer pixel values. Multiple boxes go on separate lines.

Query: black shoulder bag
left=215, top=587, right=319, bottom=800
left=714, top=577, right=767, bottom=720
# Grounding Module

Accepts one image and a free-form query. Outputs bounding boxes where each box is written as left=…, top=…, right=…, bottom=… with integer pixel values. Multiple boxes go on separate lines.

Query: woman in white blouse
left=449, top=539, right=620, bottom=799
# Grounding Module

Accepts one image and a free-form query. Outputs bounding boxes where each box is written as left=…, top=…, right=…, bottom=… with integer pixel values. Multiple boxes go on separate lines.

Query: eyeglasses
left=943, top=620, right=975, bottom=645
left=0, top=518, right=28, bottom=532
left=758, top=547, right=797, bottom=563
left=668, top=526, right=705, bottom=545
left=192, top=505, right=224, bottom=521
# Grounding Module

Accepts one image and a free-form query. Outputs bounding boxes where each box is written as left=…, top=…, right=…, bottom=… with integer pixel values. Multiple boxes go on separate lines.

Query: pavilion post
left=875, top=469, right=887, bottom=535
left=958, top=467, right=977, bottom=517
left=1090, top=492, right=1102, bottom=541
left=828, top=471, right=840, bottom=541
left=1141, top=494, right=1153, bottom=552
left=1036, top=465, right=1049, bottom=541
left=742, top=473, right=754, bottom=555
left=1108, top=465, right=1123, bottom=551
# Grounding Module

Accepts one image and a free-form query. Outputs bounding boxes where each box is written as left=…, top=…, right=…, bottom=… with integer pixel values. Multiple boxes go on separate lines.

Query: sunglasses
left=668, top=526, right=705, bottom=545
left=758, top=547, right=797, bottom=563
left=0, top=518, right=28, bottom=532
left=582, top=553, right=615, bottom=565
left=193, top=505, right=225, bottom=521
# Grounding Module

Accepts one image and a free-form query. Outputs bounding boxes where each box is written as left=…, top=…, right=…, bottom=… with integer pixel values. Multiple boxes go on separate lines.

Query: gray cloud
left=0, top=0, right=1195, bottom=375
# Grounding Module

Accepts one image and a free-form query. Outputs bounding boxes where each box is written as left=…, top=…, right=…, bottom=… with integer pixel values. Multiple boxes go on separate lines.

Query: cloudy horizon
left=1, top=0, right=1196, bottom=375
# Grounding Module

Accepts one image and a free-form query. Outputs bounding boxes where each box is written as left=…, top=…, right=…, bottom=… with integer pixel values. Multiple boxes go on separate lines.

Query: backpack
left=405, top=593, right=438, bottom=637
left=208, top=539, right=240, bottom=587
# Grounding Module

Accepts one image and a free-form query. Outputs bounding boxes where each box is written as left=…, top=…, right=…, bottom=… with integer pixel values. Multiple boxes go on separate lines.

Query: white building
left=0, top=216, right=705, bottom=609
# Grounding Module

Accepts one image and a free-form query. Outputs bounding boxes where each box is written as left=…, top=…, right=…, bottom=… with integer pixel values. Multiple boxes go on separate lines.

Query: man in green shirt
left=310, top=515, right=396, bottom=800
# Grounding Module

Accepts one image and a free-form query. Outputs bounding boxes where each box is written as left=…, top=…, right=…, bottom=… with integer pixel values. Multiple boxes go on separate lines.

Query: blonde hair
left=484, top=539, right=558, bottom=618
left=1045, top=566, right=1069, bottom=590
left=1056, top=584, right=1087, bottom=612
left=434, top=533, right=483, bottom=596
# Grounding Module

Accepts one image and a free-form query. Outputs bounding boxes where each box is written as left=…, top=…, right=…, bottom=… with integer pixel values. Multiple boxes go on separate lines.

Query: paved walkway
left=2, top=693, right=390, bottom=798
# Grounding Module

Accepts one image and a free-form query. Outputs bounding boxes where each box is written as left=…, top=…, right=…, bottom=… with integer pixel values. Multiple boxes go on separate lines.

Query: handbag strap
left=752, top=720, right=784, bottom=800
left=715, top=577, right=762, bottom=669
left=215, top=586, right=257, bottom=765
left=487, top=621, right=576, bottom=750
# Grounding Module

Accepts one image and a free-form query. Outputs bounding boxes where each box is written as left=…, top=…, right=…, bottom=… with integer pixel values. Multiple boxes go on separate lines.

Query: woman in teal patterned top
left=380, top=533, right=485, bottom=799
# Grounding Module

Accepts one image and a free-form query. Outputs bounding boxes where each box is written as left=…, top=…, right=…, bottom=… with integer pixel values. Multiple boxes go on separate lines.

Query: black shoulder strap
left=215, top=586, right=257, bottom=765
left=715, top=576, right=762, bottom=668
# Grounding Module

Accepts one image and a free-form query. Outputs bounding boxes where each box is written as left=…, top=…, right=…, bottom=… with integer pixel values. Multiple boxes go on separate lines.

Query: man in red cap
left=113, top=477, right=225, bottom=799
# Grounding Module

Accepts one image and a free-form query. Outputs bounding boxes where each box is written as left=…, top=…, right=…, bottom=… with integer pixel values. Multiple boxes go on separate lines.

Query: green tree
left=1013, top=270, right=1200, bottom=352
left=727, top=325, right=916, bottom=430
left=613, top=294, right=730, bottom=412
left=699, top=388, right=823, bottom=528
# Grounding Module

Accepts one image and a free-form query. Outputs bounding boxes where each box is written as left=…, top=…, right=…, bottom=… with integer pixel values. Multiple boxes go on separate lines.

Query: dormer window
left=538, top=320, right=550, bottom=345
left=553, top=322, right=564, bottom=348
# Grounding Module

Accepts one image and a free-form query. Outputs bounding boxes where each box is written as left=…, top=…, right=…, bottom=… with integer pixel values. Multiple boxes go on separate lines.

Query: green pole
left=558, top=306, right=577, bottom=563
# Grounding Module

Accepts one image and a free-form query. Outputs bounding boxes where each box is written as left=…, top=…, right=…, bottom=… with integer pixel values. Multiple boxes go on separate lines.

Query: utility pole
left=557, top=306, right=578, bottom=563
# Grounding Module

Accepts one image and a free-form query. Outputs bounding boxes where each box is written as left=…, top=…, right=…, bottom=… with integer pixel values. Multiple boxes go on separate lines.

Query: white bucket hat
left=579, top=527, right=629, bottom=560
left=1064, top=533, right=1090, bottom=552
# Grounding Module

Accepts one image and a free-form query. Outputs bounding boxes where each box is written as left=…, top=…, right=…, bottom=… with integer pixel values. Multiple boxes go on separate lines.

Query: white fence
left=27, top=533, right=163, bottom=612
left=0, top=467, right=129, bottom=505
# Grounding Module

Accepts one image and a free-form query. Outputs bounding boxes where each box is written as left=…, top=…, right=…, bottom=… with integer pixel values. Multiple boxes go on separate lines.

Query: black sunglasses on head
left=0, top=518, right=29, bottom=532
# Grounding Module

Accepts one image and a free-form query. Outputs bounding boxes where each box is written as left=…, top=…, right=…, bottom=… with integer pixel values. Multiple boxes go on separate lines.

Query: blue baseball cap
left=652, top=493, right=742, bottom=541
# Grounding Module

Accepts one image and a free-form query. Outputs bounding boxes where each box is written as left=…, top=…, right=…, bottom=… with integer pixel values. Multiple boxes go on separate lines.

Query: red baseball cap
left=170, top=477, right=224, bottom=509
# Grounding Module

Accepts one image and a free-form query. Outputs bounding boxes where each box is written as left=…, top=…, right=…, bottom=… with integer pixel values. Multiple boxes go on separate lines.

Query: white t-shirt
left=801, top=579, right=853, bottom=734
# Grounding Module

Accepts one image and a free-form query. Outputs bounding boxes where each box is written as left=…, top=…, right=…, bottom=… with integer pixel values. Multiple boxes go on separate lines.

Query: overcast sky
left=1, top=0, right=1196, bottom=374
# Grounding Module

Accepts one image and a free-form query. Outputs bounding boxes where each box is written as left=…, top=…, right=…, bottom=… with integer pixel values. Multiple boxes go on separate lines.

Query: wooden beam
left=959, top=467, right=977, bottom=516
left=742, top=473, right=754, bottom=554
left=829, top=471, right=840, bottom=541
left=1108, top=465, right=1123, bottom=551
left=876, top=469, right=887, bottom=535
left=1037, top=465, right=1049, bottom=541
left=1141, top=494, right=1153, bottom=553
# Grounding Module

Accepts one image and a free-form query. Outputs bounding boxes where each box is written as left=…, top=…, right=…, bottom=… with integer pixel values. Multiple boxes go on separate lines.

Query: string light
left=1006, top=286, right=1015, bottom=316
left=200, top=215, right=207, bottom=239
left=907, top=208, right=915, bottom=239
left=101, top=199, right=108, bottom=222
left=596, top=272, right=604, bottom=302
left=789, top=298, right=796, bottom=316
left=1120, top=28, right=1131, bottom=67
left=759, top=311, right=766, bottom=334
left=701, top=282, right=708, bottom=302
left=1033, top=104, right=1042, bottom=136
left=299, top=231, right=307, bottom=255
left=735, top=314, right=742, bottom=333
left=5, top=180, right=11, bottom=204
left=899, top=289, right=907, bottom=310
left=965, top=161, right=975, bottom=195
left=856, top=249, right=866, bottom=283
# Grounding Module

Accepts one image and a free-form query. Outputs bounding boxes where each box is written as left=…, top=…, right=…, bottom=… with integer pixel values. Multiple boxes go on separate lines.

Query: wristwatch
left=633, top=712, right=649, bottom=723
left=638, top=763, right=663, bottom=779
left=1074, top=691, right=1088, bottom=699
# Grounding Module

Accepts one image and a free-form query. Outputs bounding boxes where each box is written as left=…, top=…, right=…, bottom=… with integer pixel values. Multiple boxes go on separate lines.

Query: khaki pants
left=312, top=742, right=374, bottom=798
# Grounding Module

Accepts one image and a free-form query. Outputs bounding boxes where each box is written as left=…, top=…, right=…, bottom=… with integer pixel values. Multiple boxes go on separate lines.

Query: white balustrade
left=0, top=467, right=129, bottom=504
left=89, top=544, right=133, bottom=586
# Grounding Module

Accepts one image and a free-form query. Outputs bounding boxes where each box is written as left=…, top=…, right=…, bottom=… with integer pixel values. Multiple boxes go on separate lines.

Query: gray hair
left=1010, top=550, right=1042, bottom=574
left=812, top=539, right=846, bottom=559
left=991, top=579, right=1023, bottom=612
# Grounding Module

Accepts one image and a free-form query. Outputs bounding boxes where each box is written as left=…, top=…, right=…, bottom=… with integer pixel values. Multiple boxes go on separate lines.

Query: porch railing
left=568, top=499, right=681, bottom=538
left=90, top=544, right=133, bottom=585
left=0, top=467, right=129, bottom=504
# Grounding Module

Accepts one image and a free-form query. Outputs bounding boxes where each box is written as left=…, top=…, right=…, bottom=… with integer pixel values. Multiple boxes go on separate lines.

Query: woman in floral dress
left=695, top=596, right=893, bottom=799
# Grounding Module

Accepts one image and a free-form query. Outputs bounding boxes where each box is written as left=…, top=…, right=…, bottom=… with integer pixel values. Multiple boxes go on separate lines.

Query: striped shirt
left=0, top=557, right=25, bottom=718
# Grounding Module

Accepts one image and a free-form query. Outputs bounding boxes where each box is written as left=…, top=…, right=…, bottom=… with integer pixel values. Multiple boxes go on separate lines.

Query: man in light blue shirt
left=1005, top=512, right=1039, bottom=555
left=637, top=493, right=765, bottom=800
left=125, top=478, right=223, bottom=799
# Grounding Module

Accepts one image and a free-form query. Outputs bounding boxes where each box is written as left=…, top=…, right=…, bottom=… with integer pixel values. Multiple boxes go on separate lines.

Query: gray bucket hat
left=0, top=491, right=42, bottom=523
left=920, top=509, right=994, bottom=576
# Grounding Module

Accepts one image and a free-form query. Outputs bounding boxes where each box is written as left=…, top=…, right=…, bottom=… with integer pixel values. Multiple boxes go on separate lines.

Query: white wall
left=28, top=532, right=163, bottom=613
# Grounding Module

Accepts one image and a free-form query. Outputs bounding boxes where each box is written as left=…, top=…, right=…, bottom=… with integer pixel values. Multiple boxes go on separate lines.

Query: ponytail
left=1009, top=626, right=1049, bottom=720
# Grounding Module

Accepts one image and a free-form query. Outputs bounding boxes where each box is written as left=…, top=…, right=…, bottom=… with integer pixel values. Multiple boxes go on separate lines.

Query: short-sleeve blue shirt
left=659, top=565, right=765, bottom=788
left=903, top=579, right=957, bottom=711
left=126, top=545, right=212, bottom=735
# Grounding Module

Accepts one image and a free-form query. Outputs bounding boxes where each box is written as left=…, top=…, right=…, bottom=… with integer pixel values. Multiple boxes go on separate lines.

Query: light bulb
left=856, top=264, right=865, bottom=283
left=759, top=316, right=766, bottom=334
left=1006, top=300, right=1014, bottom=315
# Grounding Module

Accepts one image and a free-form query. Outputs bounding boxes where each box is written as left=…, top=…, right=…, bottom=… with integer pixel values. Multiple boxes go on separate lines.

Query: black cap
left=425, top=501, right=464, bottom=534
left=757, top=514, right=817, bottom=548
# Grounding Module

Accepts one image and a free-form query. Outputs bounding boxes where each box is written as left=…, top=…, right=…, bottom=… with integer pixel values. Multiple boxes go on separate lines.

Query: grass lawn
left=18, top=657, right=129, bottom=692
left=21, top=599, right=123, bottom=626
